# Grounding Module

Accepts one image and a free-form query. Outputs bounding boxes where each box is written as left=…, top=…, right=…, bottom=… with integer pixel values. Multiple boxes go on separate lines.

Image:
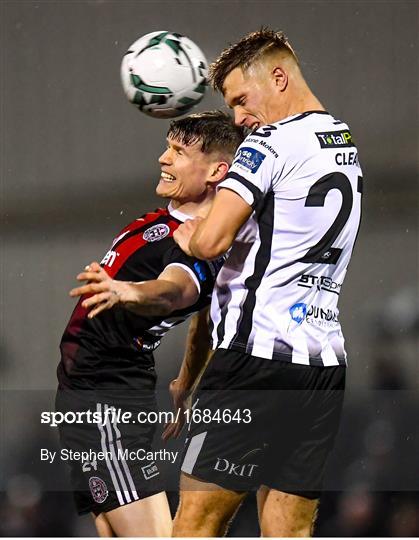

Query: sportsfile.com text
left=41, top=407, right=252, bottom=427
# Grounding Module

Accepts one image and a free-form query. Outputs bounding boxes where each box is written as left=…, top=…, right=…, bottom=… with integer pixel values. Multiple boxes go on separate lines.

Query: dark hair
left=209, top=28, right=298, bottom=93
left=167, top=110, right=245, bottom=160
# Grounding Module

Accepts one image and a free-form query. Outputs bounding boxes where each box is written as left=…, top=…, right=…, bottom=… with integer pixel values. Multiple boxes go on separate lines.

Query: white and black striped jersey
left=211, top=111, right=363, bottom=367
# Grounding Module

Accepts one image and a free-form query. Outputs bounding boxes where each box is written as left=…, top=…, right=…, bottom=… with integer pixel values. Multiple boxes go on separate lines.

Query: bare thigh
left=257, top=486, right=319, bottom=537
left=94, top=492, right=172, bottom=537
left=94, top=512, right=114, bottom=537
left=173, top=473, right=246, bottom=537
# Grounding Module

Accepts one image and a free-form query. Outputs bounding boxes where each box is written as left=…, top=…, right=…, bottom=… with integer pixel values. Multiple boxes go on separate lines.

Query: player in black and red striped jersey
left=56, top=111, right=244, bottom=537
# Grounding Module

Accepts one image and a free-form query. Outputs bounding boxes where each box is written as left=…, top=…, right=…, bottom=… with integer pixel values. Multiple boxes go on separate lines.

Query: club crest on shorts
left=143, top=223, right=170, bottom=242
left=89, top=476, right=108, bottom=504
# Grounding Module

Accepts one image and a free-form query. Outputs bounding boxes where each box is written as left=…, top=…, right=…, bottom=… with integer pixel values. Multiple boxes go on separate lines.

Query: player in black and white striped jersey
left=173, top=29, right=363, bottom=537
left=210, top=109, right=362, bottom=367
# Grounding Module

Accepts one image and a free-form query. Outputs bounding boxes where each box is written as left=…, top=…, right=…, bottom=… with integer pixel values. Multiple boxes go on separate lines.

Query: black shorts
left=181, top=349, right=345, bottom=499
left=56, top=389, right=165, bottom=515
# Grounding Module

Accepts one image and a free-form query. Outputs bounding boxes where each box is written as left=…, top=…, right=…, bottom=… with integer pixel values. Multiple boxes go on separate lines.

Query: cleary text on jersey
left=211, top=111, right=362, bottom=367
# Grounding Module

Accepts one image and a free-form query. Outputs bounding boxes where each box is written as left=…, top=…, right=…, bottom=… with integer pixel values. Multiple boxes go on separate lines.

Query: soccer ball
left=121, top=31, right=208, bottom=118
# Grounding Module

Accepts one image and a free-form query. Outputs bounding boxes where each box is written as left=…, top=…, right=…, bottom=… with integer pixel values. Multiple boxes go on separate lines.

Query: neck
left=276, top=82, right=325, bottom=122
left=170, top=196, right=214, bottom=219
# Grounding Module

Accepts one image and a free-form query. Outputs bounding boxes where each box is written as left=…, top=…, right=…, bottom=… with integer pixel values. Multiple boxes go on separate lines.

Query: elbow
left=159, top=287, right=186, bottom=315
left=159, top=291, right=182, bottom=315
left=146, top=298, right=174, bottom=317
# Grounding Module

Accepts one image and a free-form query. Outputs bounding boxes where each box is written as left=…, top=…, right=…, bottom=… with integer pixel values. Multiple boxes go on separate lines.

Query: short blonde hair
left=209, top=28, right=298, bottom=93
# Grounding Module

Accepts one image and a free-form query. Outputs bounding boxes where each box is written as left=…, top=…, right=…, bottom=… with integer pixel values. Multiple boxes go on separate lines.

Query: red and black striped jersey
left=57, top=204, right=223, bottom=392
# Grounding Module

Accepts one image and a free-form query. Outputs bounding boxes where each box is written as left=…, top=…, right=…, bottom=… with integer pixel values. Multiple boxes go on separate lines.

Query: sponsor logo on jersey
left=143, top=223, right=170, bottom=242
left=233, top=147, right=266, bottom=173
left=289, top=302, right=339, bottom=328
left=101, top=249, right=119, bottom=267
left=306, top=305, right=339, bottom=327
left=193, top=261, right=207, bottom=282
left=298, top=274, right=342, bottom=295
left=246, top=138, right=279, bottom=158
left=214, top=458, right=258, bottom=477
left=289, top=303, right=307, bottom=325
left=89, top=476, right=108, bottom=504
left=316, top=129, right=355, bottom=148
left=141, top=461, right=160, bottom=480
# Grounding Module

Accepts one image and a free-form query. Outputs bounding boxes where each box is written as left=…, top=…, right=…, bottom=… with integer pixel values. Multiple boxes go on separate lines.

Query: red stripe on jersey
left=102, top=216, right=180, bottom=278
left=65, top=208, right=174, bottom=334
left=110, top=208, right=168, bottom=249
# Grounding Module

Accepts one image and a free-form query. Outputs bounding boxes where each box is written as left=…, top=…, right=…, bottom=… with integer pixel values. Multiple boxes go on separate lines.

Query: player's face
left=157, top=137, right=216, bottom=205
left=223, top=66, right=279, bottom=129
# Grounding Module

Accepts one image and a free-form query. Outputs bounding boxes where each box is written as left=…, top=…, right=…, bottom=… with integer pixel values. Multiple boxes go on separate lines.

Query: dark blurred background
left=1, top=0, right=418, bottom=536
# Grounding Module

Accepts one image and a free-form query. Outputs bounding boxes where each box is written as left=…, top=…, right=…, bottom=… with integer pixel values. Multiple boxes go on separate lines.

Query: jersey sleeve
left=218, top=130, right=281, bottom=209
left=162, top=244, right=224, bottom=300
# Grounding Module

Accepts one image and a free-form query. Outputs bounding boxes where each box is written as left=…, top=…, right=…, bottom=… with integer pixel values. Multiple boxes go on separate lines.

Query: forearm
left=189, top=219, right=233, bottom=260
left=176, top=308, right=212, bottom=391
left=187, top=189, right=253, bottom=260
left=117, top=280, right=183, bottom=316
left=73, top=262, right=199, bottom=319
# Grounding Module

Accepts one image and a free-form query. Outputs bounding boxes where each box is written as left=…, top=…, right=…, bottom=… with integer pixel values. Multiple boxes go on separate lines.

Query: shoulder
left=232, top=126, right=281, bottom=175
left=111, top=207, right=180, bottom=245
left=272, top=111, right=353, bottom=154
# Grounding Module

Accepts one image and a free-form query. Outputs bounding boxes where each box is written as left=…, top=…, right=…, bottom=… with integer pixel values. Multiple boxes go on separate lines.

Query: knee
left=260, top=491, right=318, bottom=537
left=262, top=519, right=313, bottom=538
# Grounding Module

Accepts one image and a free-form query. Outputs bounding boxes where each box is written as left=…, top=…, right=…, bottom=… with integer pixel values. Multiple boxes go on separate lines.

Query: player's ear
left=207, top=161, right=229, bottom=186
left=272, top=66, right=288, bottom=91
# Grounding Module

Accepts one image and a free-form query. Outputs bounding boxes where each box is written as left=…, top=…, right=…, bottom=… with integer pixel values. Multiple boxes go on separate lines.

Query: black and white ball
left=121, top=31, right=208, bottom=118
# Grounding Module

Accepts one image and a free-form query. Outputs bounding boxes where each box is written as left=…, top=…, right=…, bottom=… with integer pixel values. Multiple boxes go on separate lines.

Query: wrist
left=118, top=281, right=143, bottom=305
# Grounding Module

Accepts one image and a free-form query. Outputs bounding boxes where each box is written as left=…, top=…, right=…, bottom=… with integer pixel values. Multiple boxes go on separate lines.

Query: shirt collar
left=167, top=202, right=194, bottom=223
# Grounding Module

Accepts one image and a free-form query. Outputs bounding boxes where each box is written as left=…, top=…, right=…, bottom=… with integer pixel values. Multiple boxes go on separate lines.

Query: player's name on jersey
left=40, top=448, right=178, bottom=464
left=335, top=150, right=359, bottom=166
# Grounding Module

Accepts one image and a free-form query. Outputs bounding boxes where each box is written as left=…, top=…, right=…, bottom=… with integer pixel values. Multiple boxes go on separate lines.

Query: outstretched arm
left=70, top=261, right=199, bottom=319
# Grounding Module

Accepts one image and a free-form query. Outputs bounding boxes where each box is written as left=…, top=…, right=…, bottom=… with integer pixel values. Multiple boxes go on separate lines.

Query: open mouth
left=160, top=171, right=176, bottom=183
